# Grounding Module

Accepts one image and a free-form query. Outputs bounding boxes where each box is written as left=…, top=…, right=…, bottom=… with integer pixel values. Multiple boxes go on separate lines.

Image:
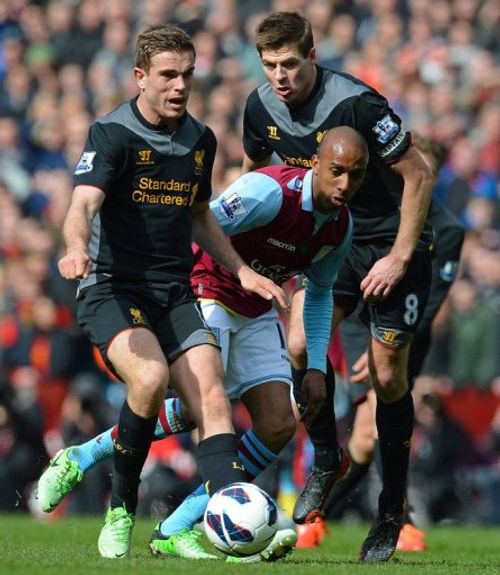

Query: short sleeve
left=73, top=122, right=123, bottom=192
left=242, top=92, right=274, bottom=162
left=350, top=92, right=411, bottom=164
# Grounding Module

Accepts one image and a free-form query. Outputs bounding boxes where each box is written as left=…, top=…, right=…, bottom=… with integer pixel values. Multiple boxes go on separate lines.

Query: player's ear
left=311, top=154, right=320, bottom=175
left=134, top=67, right=146, bottom=90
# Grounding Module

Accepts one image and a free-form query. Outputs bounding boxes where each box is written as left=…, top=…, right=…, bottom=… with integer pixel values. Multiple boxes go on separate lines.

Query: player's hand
left=237, top=266, right=290, bottom=312
left=360, top=253, right=408, bottom=301
left=349, top=351, right=370, bottom=384
left=300, top=369, right=327, bottom=427
left=58, top=247, right=92, bottom=280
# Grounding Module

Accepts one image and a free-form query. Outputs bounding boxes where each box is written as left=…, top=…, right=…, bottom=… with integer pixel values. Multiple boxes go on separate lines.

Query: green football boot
left=225, top=528, right=297, bottom=563
left=150, top=526, right=219, bottom=560
left=98, top=505, right=135, bottom=559
left=36, top=448, right=83, bottom=512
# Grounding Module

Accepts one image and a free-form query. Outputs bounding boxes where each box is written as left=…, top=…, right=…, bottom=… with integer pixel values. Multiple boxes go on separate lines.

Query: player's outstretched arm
left=58, top=185, right=104, bottom=280
left=192, top=200, right=289, bottom=311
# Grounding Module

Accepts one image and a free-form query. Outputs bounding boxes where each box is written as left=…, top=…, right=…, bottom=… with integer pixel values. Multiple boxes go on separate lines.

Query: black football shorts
left=334, top=240, right=432, bottom=349
left=77, top=280, right=218, bottom=372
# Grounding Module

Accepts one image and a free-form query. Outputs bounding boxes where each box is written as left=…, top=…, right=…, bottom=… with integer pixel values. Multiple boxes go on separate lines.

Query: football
left=204, top=482, right=278, bottom=557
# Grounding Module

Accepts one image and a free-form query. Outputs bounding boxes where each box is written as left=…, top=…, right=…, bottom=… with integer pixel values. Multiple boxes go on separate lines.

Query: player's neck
left=136, top=96, right=180, bottom=133
left=289, top=66, right=319, bottom=110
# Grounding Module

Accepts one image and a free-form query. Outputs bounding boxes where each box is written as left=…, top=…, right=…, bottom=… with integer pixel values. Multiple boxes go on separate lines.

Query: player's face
left=311, top=141, right=368, bottom=214
left=259, top=44, right=317, bottom=106
left=134, top=50, right=195, bottom=128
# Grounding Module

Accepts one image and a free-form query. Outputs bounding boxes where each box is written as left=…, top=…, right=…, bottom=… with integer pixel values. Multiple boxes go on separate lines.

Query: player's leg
left=321, top=316, right=375, bottom=518
left=35, top=396, right=196, bottom=512
left=358, top=338, right=412, bottom=562
left=325, top=395, right=376, bottom=516
left=64, top=284, right=171, bottom=558
left=396, top=225, right=462, bottom=552
left=97, top=324, right=170, bottom=558
left=287, top=286, right=350, bottom=523
left=220, top=307, right=297, bottom=563
left=359, top=248, right=431, bottom=563
left=232, top=381, right=298, bottom=563
left=152, top=304, right=297, bottom=561
left=147, top=337, right=239, bottom=563
left=148, top=300, right=245, bottom=561
left=166, top=301, right=245, bottom=495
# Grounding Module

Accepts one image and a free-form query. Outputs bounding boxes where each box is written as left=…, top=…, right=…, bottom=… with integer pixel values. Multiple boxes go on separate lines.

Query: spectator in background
left=0, top=365, right=47, bottom=511
left=409, top=390, right=480, bottom=525
left=51, top=374, right=114, bottom=515
left=447, top=278, right=498, bottom=390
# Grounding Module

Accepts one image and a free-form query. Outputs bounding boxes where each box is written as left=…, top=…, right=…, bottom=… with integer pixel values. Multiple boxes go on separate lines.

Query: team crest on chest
left=194, top=149, right=205, bottom=175
left=316, top=130, right=327, bottom=144
left=129, top=307, right=145, bottom=324
left=286, top=176, right=303, bottom=191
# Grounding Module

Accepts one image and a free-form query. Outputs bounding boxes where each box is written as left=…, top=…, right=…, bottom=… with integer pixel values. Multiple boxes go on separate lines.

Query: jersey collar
left=130, top=96, right=188, bottom=133
left=289, top=66, right=323, bottom=116
left=302, top=169, right=340, bottom=222
left=301, top=169, right=314, bottom=212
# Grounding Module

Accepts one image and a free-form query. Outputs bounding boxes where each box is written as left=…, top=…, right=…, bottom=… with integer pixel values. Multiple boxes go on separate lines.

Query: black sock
left=311, top=359, right=340, bottom=469
left=291, top=365, right=306, bottom=408
left=325, top=449, right=371, bottom=512
left=111, top=400, right=157, bottom=512
left=376, top=391, right=414, bottom=515
left=293, top=360, right=339, bottom=470
left=197, top=433, right=245, bottom=495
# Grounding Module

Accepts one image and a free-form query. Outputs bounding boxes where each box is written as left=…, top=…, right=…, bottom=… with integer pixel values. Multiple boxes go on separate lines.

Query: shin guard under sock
left=376, top=391, right=414, bottom=514
left=111, top=401, right=157, bottom=512
left=197, top=433, right=245, bottom=495
left=292, top=360, right=339, bottom=470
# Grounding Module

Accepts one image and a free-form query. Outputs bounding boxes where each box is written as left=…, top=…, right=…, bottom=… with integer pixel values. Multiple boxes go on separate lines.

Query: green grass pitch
left=2, top=514, right=500, bottom=575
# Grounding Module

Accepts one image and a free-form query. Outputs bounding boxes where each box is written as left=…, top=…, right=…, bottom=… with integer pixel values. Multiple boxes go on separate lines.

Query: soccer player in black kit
left=55, top=23, right=286, bottom=559
left=242, top=12, right=434, bottom=562
left=326, top=135, right=464, bottom=552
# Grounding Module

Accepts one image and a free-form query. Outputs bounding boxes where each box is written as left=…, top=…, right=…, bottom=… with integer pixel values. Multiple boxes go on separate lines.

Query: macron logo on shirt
left=267, top=237, right=296, bottom=252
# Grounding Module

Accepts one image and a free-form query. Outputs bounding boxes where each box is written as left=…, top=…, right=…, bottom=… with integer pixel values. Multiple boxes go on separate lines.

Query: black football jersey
left=73, top=98, right=216, bottom=289
left=243, top=67, right=432, bottom=246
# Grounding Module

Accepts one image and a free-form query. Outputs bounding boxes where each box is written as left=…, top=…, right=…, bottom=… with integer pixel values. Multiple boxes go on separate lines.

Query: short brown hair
left=135, top=24, right=195, bottom=71
left=255, top=11, right=314, bottom=58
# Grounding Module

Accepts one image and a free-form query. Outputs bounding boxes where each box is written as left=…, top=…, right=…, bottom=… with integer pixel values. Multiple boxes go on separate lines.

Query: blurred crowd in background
left=0, top=0, right=499, bottom=527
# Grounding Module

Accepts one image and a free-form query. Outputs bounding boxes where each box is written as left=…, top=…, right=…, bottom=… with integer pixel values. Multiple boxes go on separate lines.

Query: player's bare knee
left=254, top=411, right=296, bottom=452
left=132, top=363, right=168, bottom=399
left=372, top=374, right=407, bottom=403
left=202, top=384, right=232, bottom=419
